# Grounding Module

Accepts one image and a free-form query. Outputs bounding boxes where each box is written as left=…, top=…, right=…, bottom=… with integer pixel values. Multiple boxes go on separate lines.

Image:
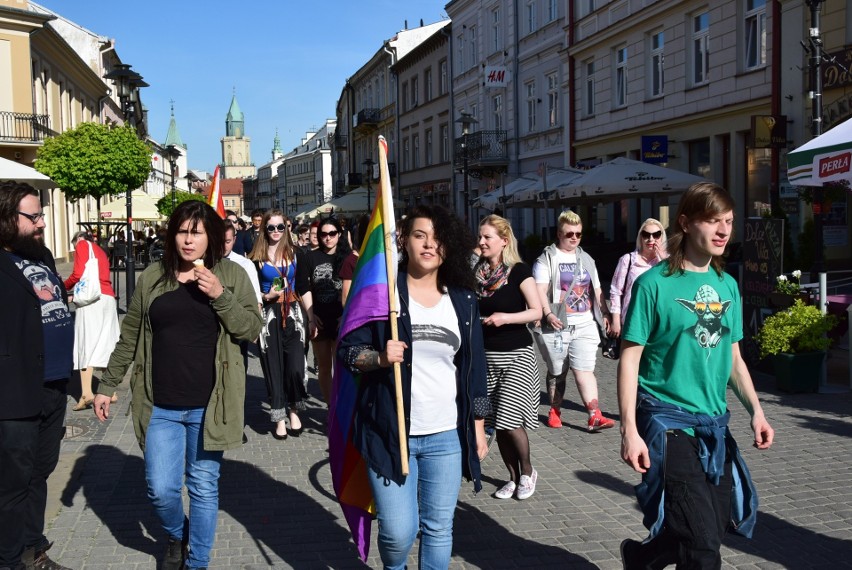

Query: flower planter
left=772, top=351, right=825, bottom=393
left=768, top=292, right=811, bottom=309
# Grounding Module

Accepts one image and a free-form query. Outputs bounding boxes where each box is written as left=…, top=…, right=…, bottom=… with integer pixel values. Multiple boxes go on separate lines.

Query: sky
left=36, top=0, right=449, bottom=174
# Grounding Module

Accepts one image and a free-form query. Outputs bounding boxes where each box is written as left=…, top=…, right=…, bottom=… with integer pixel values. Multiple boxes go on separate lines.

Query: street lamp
left=805, top=0, right=825, bottom=279
left=363, top=157, right=375, bottom=212
left=455, top=112, right=478, bottom=228
left=104, top=62, right=147, bottom=305
left=165, top=144, right=180, bottom=209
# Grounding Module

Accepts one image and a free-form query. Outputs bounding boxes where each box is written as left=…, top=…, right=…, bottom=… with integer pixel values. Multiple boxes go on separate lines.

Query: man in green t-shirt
left=618, top=182, right=774, bottom=569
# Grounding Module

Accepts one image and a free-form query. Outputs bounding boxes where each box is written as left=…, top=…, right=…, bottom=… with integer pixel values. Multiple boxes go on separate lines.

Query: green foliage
left=755, top=300, right=838, bottom=357
left=156, top=191, right=206, bottom=218
left=773, top=270, right=802, bottom=295
left=35, top=122, right=151, bottom=205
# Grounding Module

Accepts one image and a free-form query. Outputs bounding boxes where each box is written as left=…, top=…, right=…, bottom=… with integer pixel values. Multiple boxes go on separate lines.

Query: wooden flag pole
left=378, top=136, right=408, bottom=476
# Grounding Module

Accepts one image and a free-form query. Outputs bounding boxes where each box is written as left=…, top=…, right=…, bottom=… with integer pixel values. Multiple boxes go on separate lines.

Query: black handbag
left=601, top=336, right=621, bottom=360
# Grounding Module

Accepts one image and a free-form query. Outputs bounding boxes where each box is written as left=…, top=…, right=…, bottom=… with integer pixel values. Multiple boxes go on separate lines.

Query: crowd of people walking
left=0, top=179, right=774, bottom=570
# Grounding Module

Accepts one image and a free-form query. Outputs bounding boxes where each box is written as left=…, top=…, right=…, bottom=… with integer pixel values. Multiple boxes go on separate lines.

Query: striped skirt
left=485, top=345, right=540, bottom=431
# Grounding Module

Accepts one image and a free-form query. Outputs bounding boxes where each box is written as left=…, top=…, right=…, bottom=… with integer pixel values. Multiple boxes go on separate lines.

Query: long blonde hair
left=248, top=209, right=295, bottom=265
left=479, top=214, right=521, bottom=267
left=635, top=218, right=668, bottom=255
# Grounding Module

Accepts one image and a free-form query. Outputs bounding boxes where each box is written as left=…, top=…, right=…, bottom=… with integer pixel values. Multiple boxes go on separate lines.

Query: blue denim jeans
left=367, top=429, right=462, bottom=570
left=145, top=406, right=223, bottom=569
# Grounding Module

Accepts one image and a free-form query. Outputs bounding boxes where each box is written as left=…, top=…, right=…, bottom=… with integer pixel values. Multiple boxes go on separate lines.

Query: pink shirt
left=609, top=251, right=665, bottom=316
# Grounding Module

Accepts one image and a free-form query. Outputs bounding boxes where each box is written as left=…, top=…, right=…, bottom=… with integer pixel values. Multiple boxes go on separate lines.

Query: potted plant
left=754, top=299, right=839, bottom=392
left=768, top=269, right=811, bottom=308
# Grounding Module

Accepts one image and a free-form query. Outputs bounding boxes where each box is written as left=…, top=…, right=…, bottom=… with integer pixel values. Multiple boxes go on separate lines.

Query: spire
left=272, top=128, right=283, bottom=159
left=164, top=100, right=186, bottom=149
left=225, top=90, right=245, bottom=138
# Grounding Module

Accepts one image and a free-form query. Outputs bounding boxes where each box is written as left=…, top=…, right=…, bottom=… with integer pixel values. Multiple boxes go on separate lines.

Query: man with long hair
left=618, top=183, right=774, bottom=569
left=0, top=181, right=73, bottom=570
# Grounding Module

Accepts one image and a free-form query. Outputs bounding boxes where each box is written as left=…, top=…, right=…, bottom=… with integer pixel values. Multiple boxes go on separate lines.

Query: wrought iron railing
left=353, top=108, right=381, bottom=129
left=0, top=111, right=53, bottom=142
left=453, top=130, right=508, bottom=168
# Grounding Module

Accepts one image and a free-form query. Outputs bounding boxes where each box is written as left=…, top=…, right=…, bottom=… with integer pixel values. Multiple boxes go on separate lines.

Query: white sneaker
left=494, top=481, right=516, bottom=499
left=516, top=469, right=538, bottom=500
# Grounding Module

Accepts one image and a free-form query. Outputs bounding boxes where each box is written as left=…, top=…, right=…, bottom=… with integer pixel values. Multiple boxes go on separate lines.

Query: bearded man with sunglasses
left=618, top=183, right=774, bottom=569
left=0, top=182, right=73, bottom=570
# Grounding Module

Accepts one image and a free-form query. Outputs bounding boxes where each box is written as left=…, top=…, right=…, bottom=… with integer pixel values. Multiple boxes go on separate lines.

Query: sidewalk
left=48, top=260, right=852, bottom=568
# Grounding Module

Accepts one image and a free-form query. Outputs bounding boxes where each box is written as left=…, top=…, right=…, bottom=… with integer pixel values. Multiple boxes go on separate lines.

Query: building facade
left=221, top=92, right=256, bottom=179
left=279, top=119, right=336, bottom=218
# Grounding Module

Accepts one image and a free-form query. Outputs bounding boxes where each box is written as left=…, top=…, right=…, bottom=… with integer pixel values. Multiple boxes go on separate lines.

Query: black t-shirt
left=305, top=249, right=346, bottom=333
left=478, top=262, right=534, bottom=351
left=149, top=282, right=218, bottom=407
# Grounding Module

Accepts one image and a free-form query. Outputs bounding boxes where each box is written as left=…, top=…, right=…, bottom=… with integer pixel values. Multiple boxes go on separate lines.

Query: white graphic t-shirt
left=533, top=250, right=600, bottom=325
left=408, top=293, right=460, bottom=436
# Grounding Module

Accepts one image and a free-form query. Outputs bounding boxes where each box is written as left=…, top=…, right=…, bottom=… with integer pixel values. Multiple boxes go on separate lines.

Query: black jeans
left=636, top=431, right=733, bottom=570
left=0, top=381, right=67, bottom=566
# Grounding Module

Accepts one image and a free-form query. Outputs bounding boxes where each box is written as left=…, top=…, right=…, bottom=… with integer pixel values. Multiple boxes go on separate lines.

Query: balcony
left=330, top=132, right=348, bottom=149
left=0, top=111, right=54, bottom=143
left=353, top=108, right=381, bottom=132
left=453, top=130, right=508, bottom=173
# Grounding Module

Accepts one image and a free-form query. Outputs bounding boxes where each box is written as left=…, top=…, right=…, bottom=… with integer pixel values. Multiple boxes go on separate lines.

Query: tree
left=156, top=191, right=207, bottom=219
left=35, top=122, right=151, bottom=216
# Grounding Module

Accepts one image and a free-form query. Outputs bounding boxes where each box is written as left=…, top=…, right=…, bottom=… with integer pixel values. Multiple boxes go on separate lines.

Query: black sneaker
left=162, top=536, right=186, bottom=570
left=21, top=543, right=71, bottom=570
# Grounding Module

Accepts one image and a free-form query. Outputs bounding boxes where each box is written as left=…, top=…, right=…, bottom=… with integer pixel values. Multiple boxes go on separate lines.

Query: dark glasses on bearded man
left=641, top=230, right=662, bottom=239
left=267, top=223, right=287, bottom=233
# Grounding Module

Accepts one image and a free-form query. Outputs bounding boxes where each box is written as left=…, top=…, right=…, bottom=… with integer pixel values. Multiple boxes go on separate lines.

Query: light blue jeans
left=368, top=429, right=462, bottom=570
left=145, top=406, right=223, bottom=569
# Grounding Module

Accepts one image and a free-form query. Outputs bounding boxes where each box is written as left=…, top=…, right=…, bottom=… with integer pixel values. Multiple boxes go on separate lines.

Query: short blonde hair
left=558, top=209, right=582, bottom=227
left=479, top=214, right=521, bottom=267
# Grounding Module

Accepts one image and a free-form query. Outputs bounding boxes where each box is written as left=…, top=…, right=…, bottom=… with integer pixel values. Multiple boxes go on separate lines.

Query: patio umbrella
left=298, top=187, right=403, bottom=218
left=97, top=190, right=163, bottom=221
left=509, top=168, right=585, bottom=207
left=555, top=157, right=707, bottom=202
left=473, top=177, right=537, bottom=209
left=787, top=116, right=852, bottom=186
left=0, top=156, right=56, bottom=189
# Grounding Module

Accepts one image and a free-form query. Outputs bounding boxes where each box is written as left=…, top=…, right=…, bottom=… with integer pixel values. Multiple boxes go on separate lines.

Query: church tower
left=220, top=91, right=256, bottom=178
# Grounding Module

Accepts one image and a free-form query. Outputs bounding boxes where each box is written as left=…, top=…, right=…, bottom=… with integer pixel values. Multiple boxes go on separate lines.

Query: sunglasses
left=694, top=301, right=723, bottom=315
left=319, top=230, right=339, bottom=238
left=641, top=230, right=663, bottom=239
left=18, top=211, right=45, bottom=224
left=561, top=231, right=582, bottom=239
left=266, top=223, right=287, bottom=233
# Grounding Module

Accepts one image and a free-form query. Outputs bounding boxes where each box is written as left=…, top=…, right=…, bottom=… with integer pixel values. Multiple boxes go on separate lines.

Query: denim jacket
left=635, top=389, right=758, bottom=541
left=337, top=270, right=491, bottom=491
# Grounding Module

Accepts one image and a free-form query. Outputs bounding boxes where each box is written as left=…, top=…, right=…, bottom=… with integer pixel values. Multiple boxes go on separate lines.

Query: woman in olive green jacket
left=94, top=201, right=262, bottom=570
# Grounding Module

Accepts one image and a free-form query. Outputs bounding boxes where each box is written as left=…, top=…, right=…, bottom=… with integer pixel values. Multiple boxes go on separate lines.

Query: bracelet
left=544, top=312, right=553, bottom=318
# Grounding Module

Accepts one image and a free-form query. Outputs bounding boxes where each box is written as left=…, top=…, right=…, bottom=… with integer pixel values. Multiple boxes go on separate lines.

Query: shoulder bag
left=73, top=241, right=102, bottom=307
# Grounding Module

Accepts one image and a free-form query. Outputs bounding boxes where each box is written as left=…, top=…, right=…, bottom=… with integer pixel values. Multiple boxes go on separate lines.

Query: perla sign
left=484, top=66, right=509, bottom=88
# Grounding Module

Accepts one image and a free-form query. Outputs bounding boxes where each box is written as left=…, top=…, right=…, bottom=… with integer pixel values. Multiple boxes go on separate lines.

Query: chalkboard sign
left=741, top=218, right=784, bottom=365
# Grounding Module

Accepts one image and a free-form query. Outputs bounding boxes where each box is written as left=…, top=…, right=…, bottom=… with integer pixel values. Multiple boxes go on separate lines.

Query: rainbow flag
left=329, top=136, right=398, bottom=561
left=207, top=165, right=225, bottom=218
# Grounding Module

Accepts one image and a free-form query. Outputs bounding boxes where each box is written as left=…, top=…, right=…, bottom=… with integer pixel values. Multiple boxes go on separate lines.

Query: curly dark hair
left=399, top=205, right=476, bottom=291
left=0, top=181, right=39, bottom=249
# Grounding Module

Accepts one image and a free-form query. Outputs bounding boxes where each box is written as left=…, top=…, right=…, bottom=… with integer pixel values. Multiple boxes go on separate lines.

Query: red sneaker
left=588, top=409, right=615, bottom=432
left=547, top=408, right=562, bottom=428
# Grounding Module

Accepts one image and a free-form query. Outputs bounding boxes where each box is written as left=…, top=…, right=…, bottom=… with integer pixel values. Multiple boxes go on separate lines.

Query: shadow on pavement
left=453, top=499, right=597, bottom=568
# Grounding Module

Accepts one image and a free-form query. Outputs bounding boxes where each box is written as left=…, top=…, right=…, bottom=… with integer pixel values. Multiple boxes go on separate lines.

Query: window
left=440, top=124, right=449, bottom=162
left=527, top=2, right=537, bottom=34
left=425, top=129, right=433, bottom=165
left=492, top=94, right=503, bottom=131
left=744, top=0, right=766, bottom=69
left=577, top=0, right=595, bottom=18
left=526, top=81, right=537, bottom=132
left=692, top=12, right=710, bottom=84
left=584, top=60, right=595, bottom=116
left=457, top=33, right=465, bottom=72
left=469, top=26, right=477, bottom=68
left=547, top=73, right=559, bottom=127
left=548, top=0, right=558, bottom=22
left=469, top=103, right=478, bottom=132
left=492, top=7, right=502, bottom=53
left=403, top=137, right=410, bottom=171
left=411, top=76, right=419, bottom=108
left=412, top=134, right=420, bottom=169
left=614, top=47, right=627, bottom=108
left=425, top=68, right=433, bottom=102
left=650, top=31, right=665, bottom=97
left=401, top=82, right=409, bottom=112
left=439, top=60, right=448, bottom=94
